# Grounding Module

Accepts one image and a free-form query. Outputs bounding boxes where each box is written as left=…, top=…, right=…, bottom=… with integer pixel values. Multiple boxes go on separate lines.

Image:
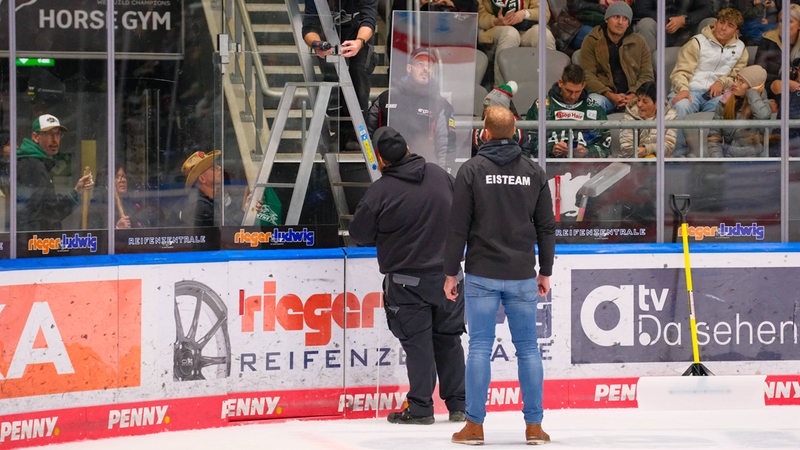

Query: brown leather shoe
left=525, top=423, right=550, bottom=445
left=452, top=419, right=484, bottom=445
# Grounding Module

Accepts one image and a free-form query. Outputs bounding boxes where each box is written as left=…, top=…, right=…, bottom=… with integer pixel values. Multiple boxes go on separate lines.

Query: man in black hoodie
left=445, top=105, right=555, bottom=445
left=348, top=126, right=466, bottom=425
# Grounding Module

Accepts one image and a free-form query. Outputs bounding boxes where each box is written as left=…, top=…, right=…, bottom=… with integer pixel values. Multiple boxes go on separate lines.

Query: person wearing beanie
left=478, top=0, right=556, bottom=84
left=755, top=3, right=800, bottom=102
left=365, top=47, right=456, bottom=170
left=349, top=126, right=467, bottom=426
left=708, top=64, right=772, bottom=157
left=473, top=81, right=530, bottom=156
left=483, top=81, right=518, bottom=110
left=17, top=113, right=95, bottom=231
left=670, top=7, right=748, bottom=154
left=579, top=0, right=654, bottom=113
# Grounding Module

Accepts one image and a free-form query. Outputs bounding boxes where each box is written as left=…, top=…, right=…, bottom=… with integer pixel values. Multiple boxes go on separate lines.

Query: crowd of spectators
left=365, top=1, right=800, bottom=159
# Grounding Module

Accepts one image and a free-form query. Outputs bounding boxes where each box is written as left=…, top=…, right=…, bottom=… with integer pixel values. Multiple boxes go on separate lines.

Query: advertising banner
left=0, top=272, right=141, bottom=404
left=2, top=249, right=799, bottom=448
left=571, top=267, right=800, bottom=365
left=0, top=0, right=184, bottom=58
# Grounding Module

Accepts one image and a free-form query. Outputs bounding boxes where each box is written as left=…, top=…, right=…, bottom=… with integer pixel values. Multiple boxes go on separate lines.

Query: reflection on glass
left=548, top=160, right=656, bottom=243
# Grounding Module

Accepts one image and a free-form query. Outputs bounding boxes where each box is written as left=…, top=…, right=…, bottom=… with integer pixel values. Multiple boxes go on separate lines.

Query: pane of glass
left=547, top=160, right=656, bottom=243
left=0, top=54, right=8, bottom=258
left=665, top=160, right=779, bottom=243
left=14, top=4, right=109, bottom=257
left=387, top=11, right=477, bottom=174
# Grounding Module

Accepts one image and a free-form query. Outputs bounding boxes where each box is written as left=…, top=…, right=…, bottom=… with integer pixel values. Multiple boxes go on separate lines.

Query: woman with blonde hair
left=619, top=81, right=677, bottom=158
left=708, top=65, right=772, bottom=157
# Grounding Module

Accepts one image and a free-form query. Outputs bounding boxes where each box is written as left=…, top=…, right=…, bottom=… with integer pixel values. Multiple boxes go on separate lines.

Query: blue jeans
left=463, top=274, right=543, bottom=425
left=669, top=89, right=721, bottom=155
left=589, top=93, right=617, bottom=114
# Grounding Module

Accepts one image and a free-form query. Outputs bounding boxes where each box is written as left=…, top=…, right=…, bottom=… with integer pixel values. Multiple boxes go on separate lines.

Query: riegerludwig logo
left=580, top=284, right=679, bottom=347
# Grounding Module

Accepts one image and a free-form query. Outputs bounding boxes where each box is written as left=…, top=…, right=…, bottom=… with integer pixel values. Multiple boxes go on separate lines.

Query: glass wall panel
left=546, top=159, right=656, bottom=243
left=664, top=160, right=779, bottom=243
left=13, top=2, right=109, bottom=257
left=0, top=54, right=8, bottom=257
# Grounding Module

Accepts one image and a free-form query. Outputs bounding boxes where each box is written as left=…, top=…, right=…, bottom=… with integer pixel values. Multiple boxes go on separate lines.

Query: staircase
left=241, top=0, right=389, bottom=232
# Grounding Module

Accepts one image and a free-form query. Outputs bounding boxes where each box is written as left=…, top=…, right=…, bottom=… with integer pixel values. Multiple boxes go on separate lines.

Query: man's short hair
left=716, top=7, right=744, bottom=28
left=561, top=64, right=585, bottom=85
left=484, top=105, right=515, bottom=140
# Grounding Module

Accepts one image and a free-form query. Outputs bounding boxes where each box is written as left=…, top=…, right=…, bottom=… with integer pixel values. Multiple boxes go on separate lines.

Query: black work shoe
left=386, top=408, right=434, bottom=425
left=449, top=411, right=467, bottom=422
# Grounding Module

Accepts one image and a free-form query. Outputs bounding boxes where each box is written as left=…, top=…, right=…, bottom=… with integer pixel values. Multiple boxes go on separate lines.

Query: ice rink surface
left=27, top=406, right=800, bottom=450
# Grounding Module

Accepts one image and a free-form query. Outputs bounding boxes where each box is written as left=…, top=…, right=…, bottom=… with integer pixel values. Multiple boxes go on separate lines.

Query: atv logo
left=572, top=268, right=800, bottom=364
left=580, top=284, right=674, bottom=347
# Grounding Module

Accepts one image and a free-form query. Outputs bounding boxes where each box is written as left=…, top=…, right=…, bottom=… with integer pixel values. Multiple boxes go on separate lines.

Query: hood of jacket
left=17, top=137, right=48, bottom=159
left=700, top=23, right=736, bottom=48
left=477, top=138, right=522, bottom=165
left=381, top=153, right=427, bottom=183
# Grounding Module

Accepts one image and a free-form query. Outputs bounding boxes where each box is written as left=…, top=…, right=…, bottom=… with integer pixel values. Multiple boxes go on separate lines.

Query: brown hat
left=373, top=126, right=408, bottom=164
left=182, top=150, right=220, bottom=187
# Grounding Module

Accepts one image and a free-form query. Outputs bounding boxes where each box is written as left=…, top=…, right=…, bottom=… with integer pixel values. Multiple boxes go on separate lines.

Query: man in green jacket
left=17, top=114, right=94, bottom=231
left=525, top=64, right=611, bottom=158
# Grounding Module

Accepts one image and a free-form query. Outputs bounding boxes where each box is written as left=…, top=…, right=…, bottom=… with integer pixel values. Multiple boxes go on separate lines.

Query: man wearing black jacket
left=302, top=0, right=377, bottom=112
left=445, top=105, right=555, bottom=445
left=349, top=126, right=466, bottom=425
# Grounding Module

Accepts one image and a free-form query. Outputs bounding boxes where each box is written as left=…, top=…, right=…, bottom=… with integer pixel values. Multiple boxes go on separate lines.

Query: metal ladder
left=242, top=0, right=380, bottom=233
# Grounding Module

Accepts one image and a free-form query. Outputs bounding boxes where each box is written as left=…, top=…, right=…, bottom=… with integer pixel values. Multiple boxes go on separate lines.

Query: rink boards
left=0, top=244, right=799, bottom=447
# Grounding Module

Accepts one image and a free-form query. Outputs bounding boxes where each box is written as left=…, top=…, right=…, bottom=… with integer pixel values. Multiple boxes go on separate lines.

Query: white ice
left=26, top=406, right=800, bottom=450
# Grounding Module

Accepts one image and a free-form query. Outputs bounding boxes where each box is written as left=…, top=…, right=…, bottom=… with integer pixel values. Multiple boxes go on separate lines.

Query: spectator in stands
left=669, top=8, right=747, bottom=120
left=708, top=65, right=772, bottom=157
left=580, top=1, right=654, bottom=113
left=302, top=0, right=377, bottom=112
left=478, top=0, right=555, bottom=85
left=525, top=63, right=612, bottom=158
left=90, top=166, right=161, bottom=229
left=565, top=0, right=613, bottom=51
left=17, top=114, right=94, bottom=231
left=728, top=0, right=778, bottom=46
left=366, top=48, right=456, bottom=169
left=633, top=0, right=714, bottom=51
left=180, top=150, right=260, bottom=227
left=755, top=4, right=800, bottom=105
left=472, top=81, right=531, bottom=156
left=619, top=81, right=678, bottom=157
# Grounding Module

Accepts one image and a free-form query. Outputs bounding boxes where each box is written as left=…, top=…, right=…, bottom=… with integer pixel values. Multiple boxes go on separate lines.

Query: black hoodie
left=444, top=139, right=555, bottom=280
left=349, top=154, right=454, bottom=274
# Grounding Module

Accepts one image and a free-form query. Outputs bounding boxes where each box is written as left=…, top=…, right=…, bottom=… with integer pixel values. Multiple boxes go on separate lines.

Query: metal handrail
left=229, top=0, right=281, bottom=98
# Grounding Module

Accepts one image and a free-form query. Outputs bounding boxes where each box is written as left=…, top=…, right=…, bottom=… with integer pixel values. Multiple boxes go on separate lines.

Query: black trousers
left=318, top=38, right=375, bottom=113
left=383, top=271, right=466, bottom=417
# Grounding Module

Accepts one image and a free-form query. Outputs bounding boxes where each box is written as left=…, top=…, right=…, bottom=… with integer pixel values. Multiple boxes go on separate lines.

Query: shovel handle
left=670, top=194, right=691, bottom=223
